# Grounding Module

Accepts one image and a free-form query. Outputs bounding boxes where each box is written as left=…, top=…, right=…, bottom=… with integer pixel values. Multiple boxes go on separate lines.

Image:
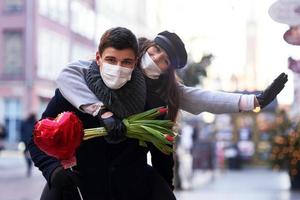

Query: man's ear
left=96, top=52, right=101, bottom=65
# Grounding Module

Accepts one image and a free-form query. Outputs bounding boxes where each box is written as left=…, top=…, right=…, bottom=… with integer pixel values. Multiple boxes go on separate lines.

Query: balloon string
left=70, top=167, right=84, bottom=200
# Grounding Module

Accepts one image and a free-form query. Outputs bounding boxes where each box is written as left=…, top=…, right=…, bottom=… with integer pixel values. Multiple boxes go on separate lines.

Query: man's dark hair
left=98, top=27, right=138, bottom=56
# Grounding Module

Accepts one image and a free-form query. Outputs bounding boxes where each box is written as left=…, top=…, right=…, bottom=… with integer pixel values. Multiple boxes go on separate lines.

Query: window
left=71, top=1, right=95, bottom=40
left=4, top=98, right=22, bottom=143
left=71, top=43, right=94, bottom=61
left=37, top=29, right=69, bottom=80
left=4, top=0, right=24, bottom=12
left=38, top=0, right=68, bottom=25
left=3, top=31, right=23, bottom=76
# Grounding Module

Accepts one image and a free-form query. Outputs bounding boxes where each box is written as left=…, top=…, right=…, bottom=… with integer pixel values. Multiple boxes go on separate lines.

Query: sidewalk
left=2, top=150, right=300, bottom=200
left=175, top=167, right=300, bottom=200
left=0, top=150, right=45, bottom=200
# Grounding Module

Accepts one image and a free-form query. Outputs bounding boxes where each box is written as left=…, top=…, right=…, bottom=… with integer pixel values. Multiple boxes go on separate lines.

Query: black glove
left=256, top=73, right=288, bottom=109
left=51, top=167, right=82, bottom=200
left=99, top=109, right=127, bottom=144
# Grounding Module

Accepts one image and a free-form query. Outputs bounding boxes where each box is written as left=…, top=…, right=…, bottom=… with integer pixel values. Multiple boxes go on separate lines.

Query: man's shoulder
left=54, top=88, right=77, bottom=110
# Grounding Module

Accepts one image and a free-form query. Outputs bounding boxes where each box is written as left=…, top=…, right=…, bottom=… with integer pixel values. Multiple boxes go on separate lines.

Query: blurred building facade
left=0, top=0, right=98, bottom=144
left=95, top=0, right=149, bottom=37
left=0, top=0, right=295, bottom=147
left=0, top=0, right=154, bottom=146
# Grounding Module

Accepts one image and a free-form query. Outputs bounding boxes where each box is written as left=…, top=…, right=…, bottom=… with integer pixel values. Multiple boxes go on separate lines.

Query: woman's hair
left=98, top=27, right=138, bottom=56
left=138, top=37, right=181, bottom=122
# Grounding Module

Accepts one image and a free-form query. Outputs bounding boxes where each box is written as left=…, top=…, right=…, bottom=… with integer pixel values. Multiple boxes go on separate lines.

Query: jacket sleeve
left=148, top=143, right=174, bottom=190
left=178, top=83, right=241, bottom=115
left=28, top=89, right=74, bottom=185
left=56, top=59, right=101, bottom=112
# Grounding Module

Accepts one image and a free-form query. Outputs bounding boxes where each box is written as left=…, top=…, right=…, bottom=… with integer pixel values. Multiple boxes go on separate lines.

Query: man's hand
left=256, top=73, right=288, bottom=109
left=99, top=109, right=127, bottom=144
left=50, top=167, right=81, bottom=200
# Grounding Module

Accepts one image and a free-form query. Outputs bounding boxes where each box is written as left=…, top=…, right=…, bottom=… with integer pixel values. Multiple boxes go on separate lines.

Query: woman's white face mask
left=141, top=52, right=162, bottom=79
left=100, top=63, right=133, bottom=89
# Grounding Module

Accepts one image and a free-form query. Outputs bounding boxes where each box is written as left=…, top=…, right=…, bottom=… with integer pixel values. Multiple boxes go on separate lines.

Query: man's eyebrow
left=104, top=56, right=116, bottom=59
left=123, top=58, right=135, bottom=61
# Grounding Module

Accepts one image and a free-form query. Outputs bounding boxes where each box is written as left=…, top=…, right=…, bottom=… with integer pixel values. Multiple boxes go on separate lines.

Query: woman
left=29, top=27, right=175, bottom=200
left=57, top=30, right=288, bottom=123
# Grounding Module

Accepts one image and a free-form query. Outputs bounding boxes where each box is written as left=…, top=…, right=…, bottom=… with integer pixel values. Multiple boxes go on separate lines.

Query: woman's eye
left=165, top=60, right=170, bottom=66
left=155, top=45, right=161, bottom=52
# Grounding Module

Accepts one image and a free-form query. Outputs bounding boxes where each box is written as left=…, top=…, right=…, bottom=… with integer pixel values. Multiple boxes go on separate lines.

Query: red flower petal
left=159, top=107, right=168, bottom=114
left=165, top=134, right=174, bottom=142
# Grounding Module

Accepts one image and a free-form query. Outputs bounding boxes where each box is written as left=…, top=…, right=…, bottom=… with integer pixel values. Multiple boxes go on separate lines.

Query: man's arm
left=28, top=89, right=75, bottom=185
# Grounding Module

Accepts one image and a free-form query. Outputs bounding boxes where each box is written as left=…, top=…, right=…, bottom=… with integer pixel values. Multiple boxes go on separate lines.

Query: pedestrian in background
left=21, top=113, right=37, bottom=177
left=0, top=122, right=7, bottom=156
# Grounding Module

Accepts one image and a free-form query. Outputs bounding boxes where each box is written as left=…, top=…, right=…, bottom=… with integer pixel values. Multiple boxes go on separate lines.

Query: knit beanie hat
left=154, top=31, right=187, bottom=69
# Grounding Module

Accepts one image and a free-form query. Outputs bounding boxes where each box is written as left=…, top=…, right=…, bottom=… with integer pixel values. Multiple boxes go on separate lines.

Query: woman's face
left=147, top=45, right=171, bottom=72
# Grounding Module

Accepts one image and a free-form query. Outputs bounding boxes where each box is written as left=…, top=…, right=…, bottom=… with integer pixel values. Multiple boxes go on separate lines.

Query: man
left=29, top=27, right=176, bottom=200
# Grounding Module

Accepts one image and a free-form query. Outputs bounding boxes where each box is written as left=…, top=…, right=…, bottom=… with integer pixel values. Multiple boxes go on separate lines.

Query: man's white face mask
left=141, top=52, right=162, bottom=79
left=100, top=63, right=133, bottom=89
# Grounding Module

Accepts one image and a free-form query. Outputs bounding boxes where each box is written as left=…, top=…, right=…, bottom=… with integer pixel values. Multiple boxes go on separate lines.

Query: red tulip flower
left=159, top=107, right=168, bottom=115
left=164, top=134, right=174, bottom=142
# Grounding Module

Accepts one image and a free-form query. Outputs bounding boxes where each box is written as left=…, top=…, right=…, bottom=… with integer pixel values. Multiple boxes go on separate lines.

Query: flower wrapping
left=33, top=112, right=84, bottom=168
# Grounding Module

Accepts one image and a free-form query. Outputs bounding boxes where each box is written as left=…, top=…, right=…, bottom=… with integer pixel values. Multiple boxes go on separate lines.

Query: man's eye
left=123, top=60, right=133, bottom=65
left=106, top=58, right=115, bottom=63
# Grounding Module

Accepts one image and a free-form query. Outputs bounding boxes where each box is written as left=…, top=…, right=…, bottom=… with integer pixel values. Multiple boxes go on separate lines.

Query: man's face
left=96, top=47, right=137, bottom=69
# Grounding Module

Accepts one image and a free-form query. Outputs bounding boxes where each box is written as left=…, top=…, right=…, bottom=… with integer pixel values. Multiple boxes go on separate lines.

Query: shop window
left=3, top=31, right=23, bottom=77
left=4, top=0, right=24, bottom=12
left=4, top=98, right=22, bottom=143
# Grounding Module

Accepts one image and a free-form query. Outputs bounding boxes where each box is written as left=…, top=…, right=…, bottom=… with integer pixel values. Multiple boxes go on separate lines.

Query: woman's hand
left=256, top=73, right=288, bottom=109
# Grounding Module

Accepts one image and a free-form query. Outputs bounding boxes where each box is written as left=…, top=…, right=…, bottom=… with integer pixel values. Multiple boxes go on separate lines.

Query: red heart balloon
left=33, top=112, right=84, bottom=160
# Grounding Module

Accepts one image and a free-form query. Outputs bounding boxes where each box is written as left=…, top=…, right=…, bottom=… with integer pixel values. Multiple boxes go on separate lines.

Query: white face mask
left=141, top=52, right=162, bottom=79
left=100, top=63, right=133, bottom=89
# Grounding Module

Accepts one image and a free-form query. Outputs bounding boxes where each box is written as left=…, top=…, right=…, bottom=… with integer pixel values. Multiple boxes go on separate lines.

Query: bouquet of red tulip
left=84, top=107, right=176, bottom=154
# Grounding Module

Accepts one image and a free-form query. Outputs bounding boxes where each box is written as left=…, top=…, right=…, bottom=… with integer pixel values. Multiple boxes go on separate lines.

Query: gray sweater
left=56, top=60, right=244, bottom=115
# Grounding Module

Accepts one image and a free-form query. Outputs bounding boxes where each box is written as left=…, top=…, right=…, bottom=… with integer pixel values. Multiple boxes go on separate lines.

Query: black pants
left=40, top=184, right=61, bottom=200
left=24, top=150, right=32, bottom=177
left=150, top=170, right=176, bottom=200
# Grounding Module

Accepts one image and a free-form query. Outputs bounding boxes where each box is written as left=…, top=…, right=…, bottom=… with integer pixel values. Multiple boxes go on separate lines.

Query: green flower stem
left=83, top=107, right=176, bottom=154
